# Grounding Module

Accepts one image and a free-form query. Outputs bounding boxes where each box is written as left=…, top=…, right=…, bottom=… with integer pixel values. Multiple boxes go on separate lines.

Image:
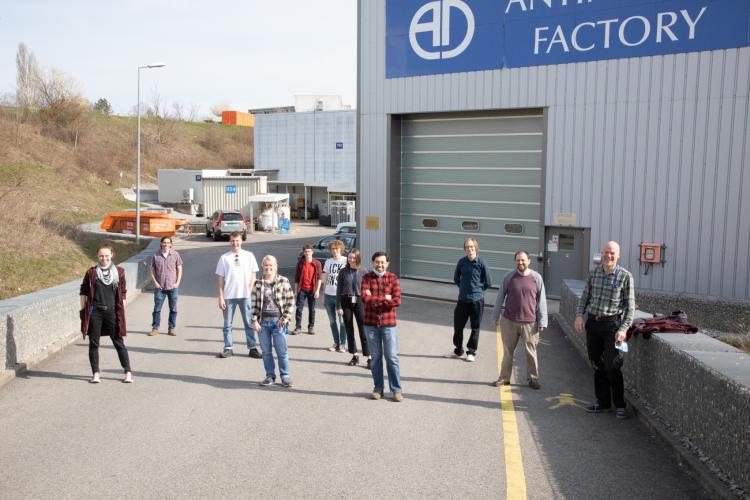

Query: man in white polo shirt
left=216, top=231, right=262, bottom=359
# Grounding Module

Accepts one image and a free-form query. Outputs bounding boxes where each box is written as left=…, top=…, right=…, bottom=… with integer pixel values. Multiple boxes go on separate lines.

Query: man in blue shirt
left=450, top=238, right=492, bottom=362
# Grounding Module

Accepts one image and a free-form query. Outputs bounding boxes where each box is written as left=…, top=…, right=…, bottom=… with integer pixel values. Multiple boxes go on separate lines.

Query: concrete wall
left=558, top=280, right=750, bottom=497
left=0, top=238, right=160, bottom=385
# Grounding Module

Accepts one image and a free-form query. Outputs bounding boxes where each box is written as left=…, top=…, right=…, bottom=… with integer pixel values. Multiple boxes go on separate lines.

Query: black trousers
left=453, top=299, right=484, bottom=355
left=88, top=308, right=131, bottom=374
left=294, top=289, right=316, bottom=329
left=585, top=317, right=625, bottom=409
left=340, top=297, right=369, bottom=356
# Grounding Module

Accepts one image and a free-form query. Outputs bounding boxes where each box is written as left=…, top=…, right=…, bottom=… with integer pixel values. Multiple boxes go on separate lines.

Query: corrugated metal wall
left=254, top=110, right=357, bottom=192
left=358, top=0, right=750, bottom=299
left=202, top=177, right=260, bottom=218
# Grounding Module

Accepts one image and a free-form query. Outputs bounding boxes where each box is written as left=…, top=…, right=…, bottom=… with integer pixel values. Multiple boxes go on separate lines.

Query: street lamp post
left=136, top=63, right=165, bottom=243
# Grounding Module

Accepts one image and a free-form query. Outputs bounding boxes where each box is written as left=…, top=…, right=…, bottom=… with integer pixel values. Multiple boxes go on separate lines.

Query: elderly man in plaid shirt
left=574, top=241, right=635, bottom=419
left=362, top=251, right=403, bottom=402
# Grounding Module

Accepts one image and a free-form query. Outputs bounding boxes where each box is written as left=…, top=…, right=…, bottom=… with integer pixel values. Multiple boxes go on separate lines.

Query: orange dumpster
left=101, top=210, right=187, bottom=238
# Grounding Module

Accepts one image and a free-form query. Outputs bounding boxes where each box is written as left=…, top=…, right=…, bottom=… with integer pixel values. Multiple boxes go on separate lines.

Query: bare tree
left=210, top=101, right=230, bottom=120
left=14, top=44, right=91, bottom=147
left=142, top=90, right=176, bottom=144
left=15, top=43, right=39, bottom=111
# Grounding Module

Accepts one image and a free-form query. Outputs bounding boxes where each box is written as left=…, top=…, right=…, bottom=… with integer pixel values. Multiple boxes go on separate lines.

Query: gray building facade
left=357, top=0, right=750, bottom=300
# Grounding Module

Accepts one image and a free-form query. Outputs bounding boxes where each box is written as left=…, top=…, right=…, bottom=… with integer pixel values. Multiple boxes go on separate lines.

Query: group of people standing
left=78, top=231, right=635, bottom=415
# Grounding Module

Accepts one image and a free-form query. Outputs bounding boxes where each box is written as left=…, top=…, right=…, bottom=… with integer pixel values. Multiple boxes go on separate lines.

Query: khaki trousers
left=499, top=316, right=539, bottom=383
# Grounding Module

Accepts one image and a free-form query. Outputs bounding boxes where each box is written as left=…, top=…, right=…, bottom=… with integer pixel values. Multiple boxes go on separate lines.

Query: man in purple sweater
left=492, top=250, right=548, bottom=389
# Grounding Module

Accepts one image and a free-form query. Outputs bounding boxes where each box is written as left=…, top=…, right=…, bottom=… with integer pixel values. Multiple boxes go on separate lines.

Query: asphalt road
left=0, top=227, right=708, bottom=499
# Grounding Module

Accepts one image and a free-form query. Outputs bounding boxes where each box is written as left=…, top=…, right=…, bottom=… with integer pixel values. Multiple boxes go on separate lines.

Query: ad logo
left=409, top=0, right=475, bottom=60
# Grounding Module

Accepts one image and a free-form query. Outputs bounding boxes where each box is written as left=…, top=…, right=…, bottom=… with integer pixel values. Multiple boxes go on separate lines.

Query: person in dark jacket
left=79, top=242, right=132, bottom=384
left=336, top=248, right=370, bottom=368
left=450, top=238, right=492, bottom=362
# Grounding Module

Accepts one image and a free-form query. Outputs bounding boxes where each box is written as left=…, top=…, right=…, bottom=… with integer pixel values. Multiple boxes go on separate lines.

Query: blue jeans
left=259, top=319, right=289, bottom=379
left=365, top=325, right=401, bottom=393
left=152, top=288, right=178, bottom=330
left=295, top=289, right=316, bottom=329
left=324, top=294, right=346, bottom=346
left=222, top=298, right=257, bottom=350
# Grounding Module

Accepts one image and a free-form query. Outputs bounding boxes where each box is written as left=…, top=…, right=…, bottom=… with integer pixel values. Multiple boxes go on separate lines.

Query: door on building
left=544, top=227, right=588, bottom=298
left=399, top=110, right=545, bottom=284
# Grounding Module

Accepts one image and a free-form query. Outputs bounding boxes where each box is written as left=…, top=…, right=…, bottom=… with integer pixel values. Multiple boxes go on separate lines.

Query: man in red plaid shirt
left=362, top=251, right=403, bottom=402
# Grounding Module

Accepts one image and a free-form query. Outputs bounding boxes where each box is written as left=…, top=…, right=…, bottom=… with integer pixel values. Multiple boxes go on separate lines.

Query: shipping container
left=221, top=111, right=254, bottom=127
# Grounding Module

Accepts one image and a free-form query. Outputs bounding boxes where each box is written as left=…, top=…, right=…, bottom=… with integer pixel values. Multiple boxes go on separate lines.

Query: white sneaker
left=89, top=372, right=101, bottom=384
left=123, top=372, right=133, bottom=383
left=466, top=354, right=476, bottom=362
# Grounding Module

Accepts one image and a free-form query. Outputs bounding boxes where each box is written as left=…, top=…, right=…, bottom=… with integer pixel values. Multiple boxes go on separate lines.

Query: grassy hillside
left=0, top=106, right=253, bottom=299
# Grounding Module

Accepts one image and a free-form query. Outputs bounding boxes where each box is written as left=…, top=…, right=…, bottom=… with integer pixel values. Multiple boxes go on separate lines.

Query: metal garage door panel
left=403, top=117, right=543, bottom=136
left=401, top=199, right=541, bottom=220
left=400, top=230, right=538, bottom=255
left=401, top=215, right=541, bottom=239
left=402, top=135, right=543, bottom=152
left=400, top=112, right=544, bottom=283
left=403, top=152, right=541, bottom=168
left=402, top=168, right=541, bottom=185
left=401, top=245, right=518, bottom=272
left=402, top=184, right=540, bottom=204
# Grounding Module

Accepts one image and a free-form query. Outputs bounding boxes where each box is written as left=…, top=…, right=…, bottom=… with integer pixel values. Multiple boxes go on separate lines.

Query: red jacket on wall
left=79, top=266, right=127, bottom=338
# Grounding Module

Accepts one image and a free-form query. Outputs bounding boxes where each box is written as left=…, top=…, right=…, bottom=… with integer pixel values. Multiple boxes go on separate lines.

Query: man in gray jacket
left=492, top=250, right=548, bottom=389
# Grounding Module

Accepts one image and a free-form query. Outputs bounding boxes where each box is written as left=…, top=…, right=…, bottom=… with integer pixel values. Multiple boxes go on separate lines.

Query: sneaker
left=123, top=372, right=133, bottom=383
left=615, top=408, right=629, bottom=419
left=307, top=326, right=315, bottom=335
left=248, top=348, right=262, bottom=358
left=371, top=389, right=383, bottom=400
left=168, top=329, right=177, bottom=337
left=586, top=404, right=613, bottom=413
left=337, top=345, right=348, bottom=353
left=493, top=378, right=510, bottom=387
left=259, top=376, right=274, bottom=386
left=348, top=355, right=359, bottom=366
left=148, top=329, right=159, bottom=336
left=219, top=348, right=233, bottom=358
left=445, top=350, right=464, bottom=359
left=291, top=326, right=302, bottom=335
left=529, top=379, right=541, bottom=390
left=466, top=353, right=476, bottom=362
left=281, top=377, right=294, bottom=388
left=392, top=392, right=404, bottom=402
left=328, top=345, right=339, bottom=352
left=89, top=372, right=101, bottom=384
left=366, top=358, right=372, bottom=370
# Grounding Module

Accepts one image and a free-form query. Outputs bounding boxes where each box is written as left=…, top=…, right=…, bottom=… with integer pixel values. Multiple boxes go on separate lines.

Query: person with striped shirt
left=575, top=241, right=635, bottom=419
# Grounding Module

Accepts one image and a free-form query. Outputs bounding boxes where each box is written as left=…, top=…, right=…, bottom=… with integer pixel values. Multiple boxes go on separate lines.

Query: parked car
left=334, top=221, right=356, bottom=234
left=300, top=233, right=357, bottom=266
left=206, top=210, right=247, bottom=241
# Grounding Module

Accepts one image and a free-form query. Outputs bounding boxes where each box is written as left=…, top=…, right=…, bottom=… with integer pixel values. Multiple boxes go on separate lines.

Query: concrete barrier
left=0, top=238, right=160, bottom=385
left=558, top=279, right=750, bottom=498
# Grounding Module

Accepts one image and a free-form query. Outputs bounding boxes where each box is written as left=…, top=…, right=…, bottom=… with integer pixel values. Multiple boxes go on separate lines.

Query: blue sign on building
left=336, top=142, right=344, bottom=149
left=195, top=175, right=202, bottom=181
left=386, top=0, right=750, bottom=78
left=225, top=185, right=236, bottom=194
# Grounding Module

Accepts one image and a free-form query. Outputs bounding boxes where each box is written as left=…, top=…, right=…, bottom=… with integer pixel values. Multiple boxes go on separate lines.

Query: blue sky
left=0, top=0, right=357, bottom=118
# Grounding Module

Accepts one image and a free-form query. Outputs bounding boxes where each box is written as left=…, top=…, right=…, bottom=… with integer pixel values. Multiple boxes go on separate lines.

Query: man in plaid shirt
left=575, top=241, right=635, bottom=419
left=362, top=251, right=403, bottom=402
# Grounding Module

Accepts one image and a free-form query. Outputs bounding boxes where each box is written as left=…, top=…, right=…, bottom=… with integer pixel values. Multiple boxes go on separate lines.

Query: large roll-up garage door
left=400, top=110, right=544, bottom=283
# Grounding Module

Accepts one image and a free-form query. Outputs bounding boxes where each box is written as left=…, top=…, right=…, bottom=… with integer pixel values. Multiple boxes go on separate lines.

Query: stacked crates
left=330, top=200, right=355, bottom=226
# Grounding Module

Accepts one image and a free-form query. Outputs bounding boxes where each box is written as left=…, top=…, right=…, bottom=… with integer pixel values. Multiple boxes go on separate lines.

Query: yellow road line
left=497, top=325, right=527, bottom=500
